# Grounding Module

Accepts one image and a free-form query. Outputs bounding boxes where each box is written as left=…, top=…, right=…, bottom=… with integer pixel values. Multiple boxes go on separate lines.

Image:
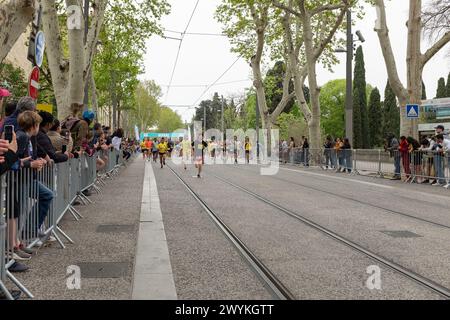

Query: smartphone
left=62, top=145, right=67, bottom=153
left=4, top=125, right=14, bottom=143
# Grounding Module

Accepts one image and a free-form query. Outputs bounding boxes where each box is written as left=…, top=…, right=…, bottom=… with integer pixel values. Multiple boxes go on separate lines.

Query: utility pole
left=83, top=0, right=89, bottom=111
left=221, top=95, right=225, bottom=141
left=255, top=95, right=260, bottom=161
left=345, top=9, right=353, bottom=145
left=203, top=104, right=206, bottom=135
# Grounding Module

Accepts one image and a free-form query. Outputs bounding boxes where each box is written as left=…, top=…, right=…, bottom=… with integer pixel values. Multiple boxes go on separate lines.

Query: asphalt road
left=154, top=161, right=448, bottom=299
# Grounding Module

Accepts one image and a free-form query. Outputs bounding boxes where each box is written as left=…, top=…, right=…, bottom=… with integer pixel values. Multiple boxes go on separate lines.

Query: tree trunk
left=66, top=0, right=85, bottom=108
left=302, top=14, right=322, bottom=150
left=403, top=0, right=422, bottom=138
left=42, top=0, right=71, bottom=118
left=90, top=71, right=98, bottom=116
left=0, top=0, right=36, bottom=63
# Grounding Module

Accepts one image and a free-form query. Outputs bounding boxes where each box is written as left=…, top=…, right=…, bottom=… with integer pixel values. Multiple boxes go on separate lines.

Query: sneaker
left=8, top=261, right=29, bottom=273
left=8, top=250, right=30, bottom=261
left=13, top=248, right=32, bottom=260
left=432, top=182, right=443, bottom=187
left=19, top=244, right=38, bottom=255
left=0, top=289, right=21, bottom=300
left=444, top=184, right=450, bottom=189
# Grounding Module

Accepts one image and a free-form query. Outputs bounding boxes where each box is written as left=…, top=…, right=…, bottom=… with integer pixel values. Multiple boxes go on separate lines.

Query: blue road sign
left=406, top=104, right=419, bottom=119
left=35, top=31, right=46, bottom=68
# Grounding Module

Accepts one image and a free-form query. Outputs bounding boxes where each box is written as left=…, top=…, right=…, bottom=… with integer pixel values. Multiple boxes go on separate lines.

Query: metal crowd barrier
left=0, top=150, right=128, bottom=300
left=281, top=147, right=450, bottom=186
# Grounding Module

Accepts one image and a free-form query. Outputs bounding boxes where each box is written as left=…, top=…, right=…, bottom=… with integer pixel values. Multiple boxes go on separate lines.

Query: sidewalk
left=8, top=158, right=144, bottom=300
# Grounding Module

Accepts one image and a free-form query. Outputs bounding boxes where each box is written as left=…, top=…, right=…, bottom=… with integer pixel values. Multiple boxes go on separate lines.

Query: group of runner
left=142, top=135, right=253, bottom=178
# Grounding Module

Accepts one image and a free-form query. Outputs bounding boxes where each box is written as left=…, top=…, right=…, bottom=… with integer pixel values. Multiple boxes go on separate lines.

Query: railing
left=0, top=148, right=126, bottom=300
left=282, top=148, right=450, bottom=185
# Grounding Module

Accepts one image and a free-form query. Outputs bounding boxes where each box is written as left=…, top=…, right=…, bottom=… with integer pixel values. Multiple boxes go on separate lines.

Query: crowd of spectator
left=0, top=93, right=133, bottom=299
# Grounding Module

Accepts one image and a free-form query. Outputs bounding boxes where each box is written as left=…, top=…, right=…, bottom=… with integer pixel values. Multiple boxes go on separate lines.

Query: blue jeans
left=32, top=180, right=54, bottom=230
left=434, top=155, right=445, bottom=184
left=344, top=150, right=353, bottom=172
left=394, top=155, right=401, bottom=177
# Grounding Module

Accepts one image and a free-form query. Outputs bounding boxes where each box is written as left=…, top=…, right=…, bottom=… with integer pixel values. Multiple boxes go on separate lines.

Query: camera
left=356, top=30, right=365, bottom=43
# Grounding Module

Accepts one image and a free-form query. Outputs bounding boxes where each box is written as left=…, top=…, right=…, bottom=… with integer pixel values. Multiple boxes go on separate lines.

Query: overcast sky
left=142, top=0, right=450, bottom=123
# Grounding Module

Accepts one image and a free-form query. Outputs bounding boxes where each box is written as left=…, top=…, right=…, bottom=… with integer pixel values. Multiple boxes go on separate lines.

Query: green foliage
left=157, top=107, right=183, bottom=133
left=447, top=73, right=450, bottom=97
left=352, top=46, right=369, bottom=149
left=382, top=80, right=400, bottom=138
left=320, top=79, right=346, bottom=139
left=368, top=87, right=383, bottom=148
left=275, top=112, right=308, bottom=142
left=93, top=0, right=170, bottom=126
left=422, top=79, right=427, bottom=100
left=0, top=63, right=28, bottom=99
left=129, top=80, right=162, bottom=132
left=436, top=77, right=447, bottom=98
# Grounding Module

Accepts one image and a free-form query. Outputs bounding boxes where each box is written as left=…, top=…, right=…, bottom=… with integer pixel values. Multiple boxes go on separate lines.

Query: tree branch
left=272, top=0, right=302, bottom=18
left=313, top=6, right=347, bottom=60
left=84, top=0, right=107, bottom=80
left=310, top=3, right=346, bottom=17
left=374, top=0, right=408, bottom=100
left=421, top=31, right=450, bottom=65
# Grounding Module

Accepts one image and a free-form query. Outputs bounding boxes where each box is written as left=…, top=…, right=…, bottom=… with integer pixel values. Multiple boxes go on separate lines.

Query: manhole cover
left=96, top=225, right=134, bottom=233
left=77, top=262, right=129, bottom=278
left=380, top=230, right=422, bottom=238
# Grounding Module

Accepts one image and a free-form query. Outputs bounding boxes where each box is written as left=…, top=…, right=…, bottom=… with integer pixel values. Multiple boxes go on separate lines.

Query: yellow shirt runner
left=158, top=142, right=168, bottom=154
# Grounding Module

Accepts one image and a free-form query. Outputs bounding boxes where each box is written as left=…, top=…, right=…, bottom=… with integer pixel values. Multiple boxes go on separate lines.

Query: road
left=153, top=160, right=450, bottom=300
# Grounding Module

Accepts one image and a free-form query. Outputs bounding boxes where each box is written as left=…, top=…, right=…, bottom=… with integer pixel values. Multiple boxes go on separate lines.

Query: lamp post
left=83, top=0, right=89, bottom=111
left=335, top=9, right=365, bottom=145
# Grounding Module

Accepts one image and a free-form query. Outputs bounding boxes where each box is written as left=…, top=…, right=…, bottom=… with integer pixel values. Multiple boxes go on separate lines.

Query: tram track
left=167, top=164, right=296, bottom=300
left=207, top=169, right=450, bottom=299
left=236, top=165, right=450, bottom=230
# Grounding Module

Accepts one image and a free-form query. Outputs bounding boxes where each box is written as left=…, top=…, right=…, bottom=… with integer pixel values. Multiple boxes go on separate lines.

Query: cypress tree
left=422, top=80, right=427, bottom=100
left=446, top=73, right=450, bottom=97
left=383, top=80, right=400, bottom=138
left=368, top=88, right=382, bottom=148
left=352, top=46, right=369, bottom=148
left=436, top=77, right=446, bottom=98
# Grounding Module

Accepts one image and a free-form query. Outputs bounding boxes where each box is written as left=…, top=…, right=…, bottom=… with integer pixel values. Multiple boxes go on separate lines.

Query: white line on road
left=279, top=167, right=394, bottom=189
left=132, top=160, right=177, bottom=300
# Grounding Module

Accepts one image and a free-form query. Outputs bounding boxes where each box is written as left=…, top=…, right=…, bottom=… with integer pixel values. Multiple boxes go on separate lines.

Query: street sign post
left=406, top=104, right=419, bottom=119
left=28, top=67, right=40, bottom=100
left=34, top=31, right=45, bottom=68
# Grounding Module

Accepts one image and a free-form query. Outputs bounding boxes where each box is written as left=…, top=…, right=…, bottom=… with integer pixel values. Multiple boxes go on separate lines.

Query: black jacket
left=16, top=130, right=38, bottom=168
left=36, top=129, right=68, bottom=163
left=0, top=150, right=18, bottom=175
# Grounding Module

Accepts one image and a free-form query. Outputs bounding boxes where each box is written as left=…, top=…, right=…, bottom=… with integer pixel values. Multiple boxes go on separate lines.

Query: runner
left=245, top=136, right=252, bottom=164
left=157, top=137, right=168, bottom=168
left=233, top=136, right=239, bottom=164
left=180, top=136, right=191, bottom=170
left=192, top=134, right=208, bottom=178
left=140, top=138, right=148, bottom=160
left=145, top=137, right=153, bottom=161
left=152, top=138, right=158, bottom=162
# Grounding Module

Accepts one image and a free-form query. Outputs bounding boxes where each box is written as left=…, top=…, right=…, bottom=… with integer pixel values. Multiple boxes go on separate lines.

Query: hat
left=435, top=125, right=445, bottom=130
left=0, top=88, right=11, bottom=98
left=82, top=110, right=95, bottom=121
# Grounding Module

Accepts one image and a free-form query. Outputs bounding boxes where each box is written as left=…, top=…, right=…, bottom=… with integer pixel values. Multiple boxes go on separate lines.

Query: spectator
left=407, top=137, right=422, bottom=183
left=342, top=138, right=352, bottom=173
left=431, top=134, right=446, bottom=186
left=335, top=138, right=344, bottom=172
left=37, top=111, right=69, bottom=163
left=385, top=133, right=401, bottom=180
left=0, top=100, right=16, bottom=133
left=0, top=131, right=18, bottom=175
left=399, top=136, right=410, bottom=179
left=302, top=137, right=310, bottom=167
left=47, top=119, right=73, bottom=154
left=281, top=139, right=288, bottom=164
left=0, top=87, right=11, bottom=129
left=419, top=139, right=434, bottom=184
left=112, top=128, right=124, bottom=164
left=323, top=136, right=334, bottom=169
left=435, top=125, right=448, bottom=140
left=61, top=103, right=93, bottom=149
left=1, top=96, right=37, bottom=134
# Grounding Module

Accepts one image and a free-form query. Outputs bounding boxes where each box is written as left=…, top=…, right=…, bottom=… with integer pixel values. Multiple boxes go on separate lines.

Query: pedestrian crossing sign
left=406, top=104, right=419, bottom=119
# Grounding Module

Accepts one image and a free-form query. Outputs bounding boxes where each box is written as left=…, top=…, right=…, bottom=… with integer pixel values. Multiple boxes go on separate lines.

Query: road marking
left=279, top=166, right=450, bottom=203
left=279, top=167, right=394, bottom=189
left=132, top=160, right=177, bottom=300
